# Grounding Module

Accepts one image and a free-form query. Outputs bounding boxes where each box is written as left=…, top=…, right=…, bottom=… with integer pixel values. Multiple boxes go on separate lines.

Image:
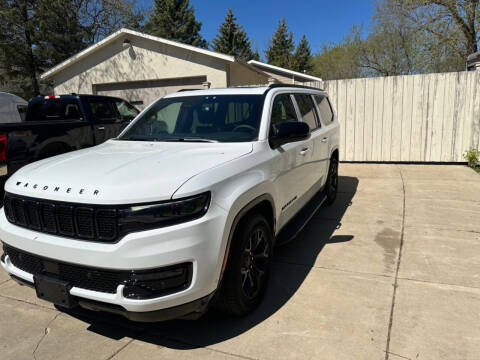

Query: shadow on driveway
left=60, top=176, right=359, bottom=349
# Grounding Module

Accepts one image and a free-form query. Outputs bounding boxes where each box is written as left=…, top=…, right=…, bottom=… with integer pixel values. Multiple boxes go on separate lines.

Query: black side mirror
left=269, top=121, right=310, bottom=149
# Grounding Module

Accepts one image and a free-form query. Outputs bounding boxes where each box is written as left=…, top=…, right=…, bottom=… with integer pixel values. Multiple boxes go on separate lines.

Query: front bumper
left=0, top=203, right=229, bottom=317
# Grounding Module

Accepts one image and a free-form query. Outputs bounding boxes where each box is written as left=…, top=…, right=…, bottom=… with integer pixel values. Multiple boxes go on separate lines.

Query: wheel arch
left=219, top=193, right=276, bottom=283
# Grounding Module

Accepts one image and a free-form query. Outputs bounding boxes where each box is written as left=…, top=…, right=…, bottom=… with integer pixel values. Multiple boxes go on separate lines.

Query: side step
left=275, top=190, right=327, bottom=246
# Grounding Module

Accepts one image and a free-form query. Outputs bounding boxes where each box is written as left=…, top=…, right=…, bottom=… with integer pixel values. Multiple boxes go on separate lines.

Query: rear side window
left=294, top=94, right=319, bottom=130
left=314, top=95, right=334, bottom=123
left=26, top=98, right=82, bottom=121
left=87, top=99, right=118, bottom=122
left=270, top=94, right=298, bottom=127
left=16, top=105, right=27, bottom=121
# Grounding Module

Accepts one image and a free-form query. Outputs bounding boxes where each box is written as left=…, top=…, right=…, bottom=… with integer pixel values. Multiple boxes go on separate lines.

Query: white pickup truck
left=0, top=84, right=339, bottom=321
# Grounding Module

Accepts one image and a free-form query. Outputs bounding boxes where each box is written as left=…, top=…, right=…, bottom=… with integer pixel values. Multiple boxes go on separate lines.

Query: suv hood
left=6, top=140, right=253, bottom=204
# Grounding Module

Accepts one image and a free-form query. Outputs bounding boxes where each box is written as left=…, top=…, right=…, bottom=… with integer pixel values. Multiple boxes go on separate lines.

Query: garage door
left=94, top=76, right=207, bottom=109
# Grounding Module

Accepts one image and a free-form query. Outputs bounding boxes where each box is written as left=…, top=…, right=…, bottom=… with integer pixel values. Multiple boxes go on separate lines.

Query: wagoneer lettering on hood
left=5, top=139, right=253, bottom=204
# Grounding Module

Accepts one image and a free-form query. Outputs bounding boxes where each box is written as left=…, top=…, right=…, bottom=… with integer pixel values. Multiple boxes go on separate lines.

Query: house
left=40, top=29, right=323, bottom=109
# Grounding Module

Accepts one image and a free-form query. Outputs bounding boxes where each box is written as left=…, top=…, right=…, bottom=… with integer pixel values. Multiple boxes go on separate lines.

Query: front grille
left=4, top=244, right=120, bottom=293
left=3, top=244, right=193, bottom=298
left=4, top=193, right=118, bottom=242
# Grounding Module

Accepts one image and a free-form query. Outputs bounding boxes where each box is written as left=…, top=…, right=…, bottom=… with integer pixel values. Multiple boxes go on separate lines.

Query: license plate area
left=34, top=274, right=77, bottom=308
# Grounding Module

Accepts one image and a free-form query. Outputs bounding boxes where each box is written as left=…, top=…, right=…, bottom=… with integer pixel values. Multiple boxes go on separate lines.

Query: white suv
left=0, top=85, right=339, bottom=321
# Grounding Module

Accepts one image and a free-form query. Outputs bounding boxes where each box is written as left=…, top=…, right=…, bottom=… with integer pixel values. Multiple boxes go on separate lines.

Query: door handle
left=321, top=137, right=328, bottom=143
left=300, top=148, right=309, bottom=155
left=97, top=126, right=105, bottom=131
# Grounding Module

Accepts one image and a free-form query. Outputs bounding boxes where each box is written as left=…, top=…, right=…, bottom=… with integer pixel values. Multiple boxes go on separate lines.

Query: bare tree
left=76, top=0, right=144, bottom=44
left=400, top=0, right=479, bottom=57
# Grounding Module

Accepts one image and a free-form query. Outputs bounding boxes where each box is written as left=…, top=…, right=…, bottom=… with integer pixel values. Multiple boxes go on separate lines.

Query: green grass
left=475, top=167, right=480, bottom=173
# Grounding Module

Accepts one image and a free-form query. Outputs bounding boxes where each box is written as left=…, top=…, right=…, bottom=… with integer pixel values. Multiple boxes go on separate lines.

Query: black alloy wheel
left=240, top=226, right=270, bottom=300
left=216, top=213, right=273, bottom=316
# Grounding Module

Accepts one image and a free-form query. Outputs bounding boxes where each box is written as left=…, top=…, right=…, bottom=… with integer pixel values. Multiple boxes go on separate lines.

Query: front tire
left=216, top=213, right=273, bottom=316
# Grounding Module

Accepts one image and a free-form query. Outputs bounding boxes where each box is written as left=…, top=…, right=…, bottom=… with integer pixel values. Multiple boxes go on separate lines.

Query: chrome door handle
left=97, top=126, right=105, bottom=130
left=300, top=148, right=309, bottom=155
left=321, top=137, right=328, bottom=143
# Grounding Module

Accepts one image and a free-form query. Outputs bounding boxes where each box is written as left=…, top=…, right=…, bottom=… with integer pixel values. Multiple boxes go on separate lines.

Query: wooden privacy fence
left=323, top=70, right=480, bottom=162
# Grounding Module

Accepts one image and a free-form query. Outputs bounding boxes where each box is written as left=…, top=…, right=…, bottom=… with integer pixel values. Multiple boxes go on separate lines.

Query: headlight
left=118, top=192, right=210, bottom=234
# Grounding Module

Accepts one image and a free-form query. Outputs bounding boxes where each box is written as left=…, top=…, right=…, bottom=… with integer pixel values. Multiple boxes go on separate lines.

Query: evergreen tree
left=0, top=0, right=41, bottom=97
left=0, top=0, right=143, bottom=98
left=264, top=18, right=294, bottom=68
left=212, top=9, right=256, bottom=61
left=36, top=0, right=85, bottom=69
left=292, top=35, right=313, bottom=73
left=251, top=48, right=260, bottom=61
left=144, top=0, right=207, bottom=48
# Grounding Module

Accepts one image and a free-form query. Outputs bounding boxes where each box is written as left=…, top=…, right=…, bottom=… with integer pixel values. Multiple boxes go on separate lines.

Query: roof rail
left=267, top=83, right=324, bottom=91
left=176, top=88, right=200, bottom=92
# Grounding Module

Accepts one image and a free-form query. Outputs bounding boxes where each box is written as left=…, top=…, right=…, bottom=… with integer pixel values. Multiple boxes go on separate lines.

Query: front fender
left=174, top=161, right=278, bottom=289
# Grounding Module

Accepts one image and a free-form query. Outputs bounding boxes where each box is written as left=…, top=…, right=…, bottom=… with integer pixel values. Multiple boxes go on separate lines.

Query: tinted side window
left=314, top=95, right=334, bottom=123
left=26, top=98, right=82, bottom=121
left=88, top=100, right=118, bottom=122
left=294, top=94, right=319, bottom=130
left=270, top=94, right=298, bottom=127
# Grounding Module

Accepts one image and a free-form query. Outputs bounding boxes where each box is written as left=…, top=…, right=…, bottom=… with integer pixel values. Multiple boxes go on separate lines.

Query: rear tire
left=216, top=213, right=273, bottom=316
left=324, top=155, right=338, bottom=206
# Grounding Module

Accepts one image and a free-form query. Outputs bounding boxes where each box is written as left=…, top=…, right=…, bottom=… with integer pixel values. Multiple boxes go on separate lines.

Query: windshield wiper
left=120, top=135, right=153, bottom=141
left=118, top=136, right=218, bottom=143
left=162, top=137, right=219, bottom=143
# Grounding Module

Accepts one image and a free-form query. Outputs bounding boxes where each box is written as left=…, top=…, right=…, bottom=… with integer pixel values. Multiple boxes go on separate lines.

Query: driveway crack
left=0, top=293, right=56, bottom=311
left=104, top=338, right=135, bottom=360
left=386, top=350, right=413, bottom=359
left=384, top=166, right=406, bottom=360
left=32, top=312, right=61, bottom=360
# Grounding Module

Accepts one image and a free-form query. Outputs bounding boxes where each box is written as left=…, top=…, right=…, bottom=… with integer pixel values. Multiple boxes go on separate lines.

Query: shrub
left=463, top=148, right=480, bottom=168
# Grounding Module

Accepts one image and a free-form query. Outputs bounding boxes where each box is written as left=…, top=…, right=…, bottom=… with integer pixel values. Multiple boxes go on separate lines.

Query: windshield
left=119, top=95, right=264, bottom=142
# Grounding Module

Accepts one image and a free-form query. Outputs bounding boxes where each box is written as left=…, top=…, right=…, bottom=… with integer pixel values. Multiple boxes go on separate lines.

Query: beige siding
left=260, top=69, right=294, bottom=84
left=324, top=70, right=480, bottom=162
left=228, top=62, right=269, bottom=86
left=52, top=34, right=229, bottom=95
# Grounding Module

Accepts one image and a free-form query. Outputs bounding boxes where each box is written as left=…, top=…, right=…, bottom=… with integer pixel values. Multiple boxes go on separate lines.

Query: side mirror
left=269, top=121, right=310, bottom=149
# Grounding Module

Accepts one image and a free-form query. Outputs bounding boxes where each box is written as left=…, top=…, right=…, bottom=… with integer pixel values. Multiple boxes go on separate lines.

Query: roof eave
left=247, top=60, right=323, bottom=82
left=40, top=28, right=236, bottom=80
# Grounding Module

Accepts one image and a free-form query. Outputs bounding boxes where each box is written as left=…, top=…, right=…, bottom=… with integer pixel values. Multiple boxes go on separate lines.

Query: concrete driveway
left=1, top=164, right=479, bottom=360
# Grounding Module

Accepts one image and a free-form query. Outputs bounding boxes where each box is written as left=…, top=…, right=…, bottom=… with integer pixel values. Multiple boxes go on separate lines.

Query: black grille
left=3, top=244, right=193, bottom=298
left=4, top=194, right=118, bottom=242
left=4, top=244, right=121, bottom=293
